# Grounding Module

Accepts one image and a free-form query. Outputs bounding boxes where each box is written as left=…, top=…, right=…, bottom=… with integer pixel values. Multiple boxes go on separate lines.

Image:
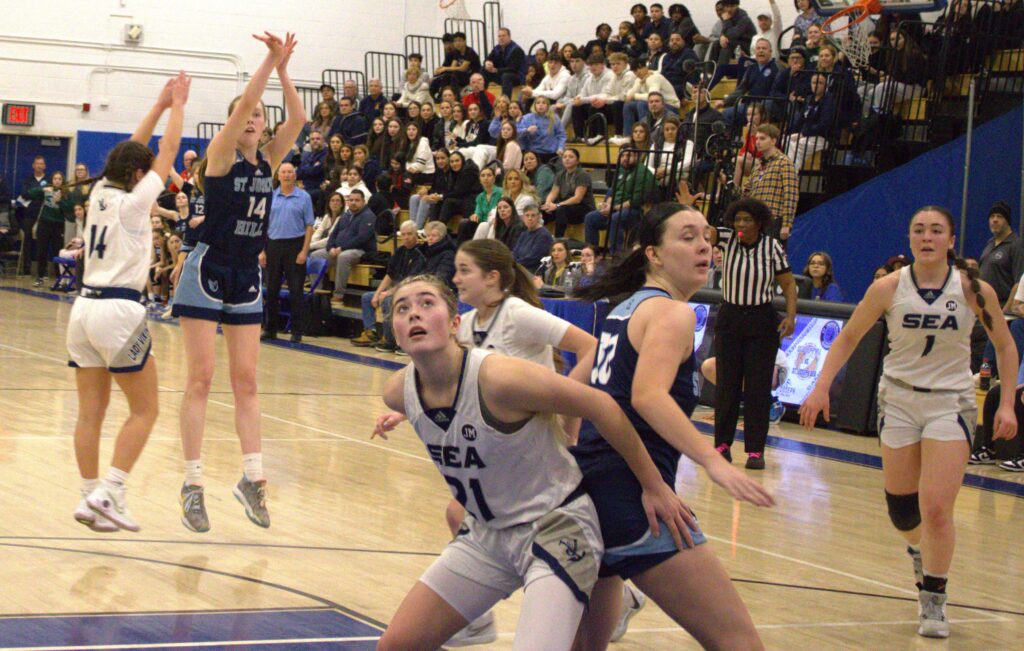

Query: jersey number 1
left=88, top=225, right=108, bottom=259
left=921, top=334, right=936, bottom=358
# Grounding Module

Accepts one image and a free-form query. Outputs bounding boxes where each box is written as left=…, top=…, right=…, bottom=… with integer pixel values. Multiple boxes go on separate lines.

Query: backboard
left=813, top=0, right=947, bottom=15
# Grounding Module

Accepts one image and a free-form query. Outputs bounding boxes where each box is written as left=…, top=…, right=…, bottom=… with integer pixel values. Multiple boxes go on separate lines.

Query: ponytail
left=951, top=252, right=993, bottom=331
left=574, top=201, right=690, bottom=303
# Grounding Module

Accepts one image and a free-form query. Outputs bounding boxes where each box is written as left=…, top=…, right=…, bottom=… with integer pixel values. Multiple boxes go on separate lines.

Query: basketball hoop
left=821, top=0, right=883, bottom=69
left=439, top=0, right=471, bottom=20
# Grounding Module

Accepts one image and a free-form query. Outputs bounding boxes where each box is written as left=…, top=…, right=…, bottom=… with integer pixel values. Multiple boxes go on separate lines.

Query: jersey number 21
left=592, top=333, right=619, bottom=386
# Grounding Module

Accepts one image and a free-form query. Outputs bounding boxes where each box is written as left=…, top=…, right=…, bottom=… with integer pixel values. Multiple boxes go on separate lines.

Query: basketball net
left=439, top=0, right=471, bottom=20
left=821, top=0, right=882, bottom=70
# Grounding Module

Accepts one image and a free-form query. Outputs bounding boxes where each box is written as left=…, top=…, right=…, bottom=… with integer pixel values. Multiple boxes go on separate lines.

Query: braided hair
left=915, top=205, right=993, bottom=331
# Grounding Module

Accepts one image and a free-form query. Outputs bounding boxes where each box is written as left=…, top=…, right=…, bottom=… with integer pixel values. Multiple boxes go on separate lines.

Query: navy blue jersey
left=180, top=181, right=205, bottom=247
left=196, top=151, right=273, bottom=263
left=572, top=288, right=699, bottom=484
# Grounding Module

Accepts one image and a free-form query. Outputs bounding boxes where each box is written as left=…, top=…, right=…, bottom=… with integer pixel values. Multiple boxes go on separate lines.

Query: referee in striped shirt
left=708, top=198, right=798, bottom=470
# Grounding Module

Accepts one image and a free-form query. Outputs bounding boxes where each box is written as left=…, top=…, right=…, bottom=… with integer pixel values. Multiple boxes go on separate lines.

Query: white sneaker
left=73, top=497, right=118, bottom=533
left=611, top=583, right=647, bottom=642
left=918, top=589, right=950, bottom=638
left=609, top=136, right=630, bottom=146
left=86, top=482, right=140, bottom=532
left=585, top=135, right=605, bottom=145
left=446, top=610, right=497, bottom=647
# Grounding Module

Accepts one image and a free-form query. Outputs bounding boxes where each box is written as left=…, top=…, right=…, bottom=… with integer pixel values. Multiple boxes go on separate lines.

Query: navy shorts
left=581, top=464, right=706, bottom=579
left=171, top=243, right=263, bottom=325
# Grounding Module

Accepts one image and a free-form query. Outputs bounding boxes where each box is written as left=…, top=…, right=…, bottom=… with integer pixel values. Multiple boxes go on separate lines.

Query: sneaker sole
left=446, top=629, right=498, bottom=647
left=968, top=459, right=996, bottom=465
left=180, top=515, right=211, bottom=533
left=232, top=485, right=270, bottom=528
left=86, top=496, right=140, bottom=532
left=74, top=512, right=118, bottom=533
left=918, top=625, right=950, bottom=638
left=998, top=464, right=1024, bottom=472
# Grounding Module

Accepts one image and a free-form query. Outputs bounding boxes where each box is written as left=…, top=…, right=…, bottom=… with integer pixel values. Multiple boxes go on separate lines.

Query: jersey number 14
left=88, top=225, right=108, bottom=259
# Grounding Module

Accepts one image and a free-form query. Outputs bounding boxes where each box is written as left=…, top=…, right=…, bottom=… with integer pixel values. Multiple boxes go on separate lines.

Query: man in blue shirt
left=484, top=28, right=526, bottom=99
left=297, top=130, right=328, bottom=208
left=721, top=38, right=779, bottom=127
left=262, top=162, right=315, bottom=343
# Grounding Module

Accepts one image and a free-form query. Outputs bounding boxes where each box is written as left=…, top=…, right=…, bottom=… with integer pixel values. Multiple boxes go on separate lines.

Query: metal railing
left=365, top=51, right=408, bottom=99
left=265, top=104, right=284, bottom=128
left=404, top=35, right=446, bottom=78
left=601, top=145, right=687, bottom=251
left=483, top=1, right=503, bottom=54
left=322, top=69, right=367, bottom=97
left=444, top=18, right=488, bottom=59
left=297, top=86, right=322, bottom=119
left=196, top=122, right=223, bottom=147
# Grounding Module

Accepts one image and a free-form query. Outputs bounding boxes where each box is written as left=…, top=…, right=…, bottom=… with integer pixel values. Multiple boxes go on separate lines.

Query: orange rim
left=821, top=0, right=884, bottom=34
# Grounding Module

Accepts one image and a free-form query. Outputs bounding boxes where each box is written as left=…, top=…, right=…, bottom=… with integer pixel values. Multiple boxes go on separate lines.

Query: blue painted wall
left=789, top=106, right=1023, bottom=301
left=75, top=130, right=207, bottom=178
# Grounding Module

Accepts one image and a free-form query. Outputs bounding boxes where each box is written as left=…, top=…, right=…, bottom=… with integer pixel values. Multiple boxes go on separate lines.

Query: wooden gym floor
left=1, top=279, right=1022, bottom=650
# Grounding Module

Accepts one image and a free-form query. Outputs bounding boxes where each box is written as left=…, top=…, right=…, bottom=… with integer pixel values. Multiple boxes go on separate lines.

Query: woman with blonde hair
left=517, top=96, right=566, bottom=163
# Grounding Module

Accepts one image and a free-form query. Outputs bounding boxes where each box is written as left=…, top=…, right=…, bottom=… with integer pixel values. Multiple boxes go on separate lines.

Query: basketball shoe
left=446, top=611, right=497, bottom=647
left=233, top=476, right=270, bottom=528
left=611, top=583, right=647, bottom=642
left=86, top=482, right=140, bottom=532
left=181, top=483, right=210, bottom=533
left=74, top=493, right=118, bottom=533
left=918, top=589, right=950, bottom=638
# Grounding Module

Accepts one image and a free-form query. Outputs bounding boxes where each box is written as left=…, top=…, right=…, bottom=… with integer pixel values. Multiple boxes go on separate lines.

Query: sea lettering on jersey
left=901, top=314, right=959, bottom=330
left=427, top=444, right=487, bottom=469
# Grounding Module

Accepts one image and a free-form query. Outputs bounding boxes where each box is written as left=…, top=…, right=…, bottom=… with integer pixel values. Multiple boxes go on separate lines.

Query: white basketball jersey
left=404, top=348, right=581, bottom=529
left=83, top=171, right=164, bottom=291
left=883, top=266, right=975, bottom=392
left=457, top=297, right=570, bottom=370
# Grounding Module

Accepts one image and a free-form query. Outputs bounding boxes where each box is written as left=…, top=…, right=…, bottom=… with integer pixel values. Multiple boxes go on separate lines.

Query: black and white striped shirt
left=716, top=227, right=790, bottom=306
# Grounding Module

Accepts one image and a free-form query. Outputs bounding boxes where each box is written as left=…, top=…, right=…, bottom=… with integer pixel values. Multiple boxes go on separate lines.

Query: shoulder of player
left=478, top=353, right=542, bottom=392
left=634, top=295, right=693, bottom=328
left=382, top=368, right=408, bottom=413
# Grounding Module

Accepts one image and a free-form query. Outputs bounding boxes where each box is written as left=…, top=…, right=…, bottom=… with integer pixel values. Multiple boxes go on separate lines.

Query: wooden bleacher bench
left=988, top=49, right=1024, bottom=73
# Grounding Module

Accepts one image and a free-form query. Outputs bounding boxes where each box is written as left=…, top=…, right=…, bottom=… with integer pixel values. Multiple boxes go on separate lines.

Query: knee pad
left=885, top=491, right=921, bottom=532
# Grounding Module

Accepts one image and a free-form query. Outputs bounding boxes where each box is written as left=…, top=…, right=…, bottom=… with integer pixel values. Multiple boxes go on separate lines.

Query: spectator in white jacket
left=555, top=52, right=591, bottom=129
left=518, top=56, right=571, bottom=107
left=571, top=54, right=616, bottom=143
left=616, top=58, right=681, bottom=142
left=311, top=193, right=345, bottom=252
left=757, top=0, right=783, bottom=60
left=397, top=68, right=432, bottom=111
left=598, top=52, right=637, bottom=138
left=404, top=121, right=436, bottom=186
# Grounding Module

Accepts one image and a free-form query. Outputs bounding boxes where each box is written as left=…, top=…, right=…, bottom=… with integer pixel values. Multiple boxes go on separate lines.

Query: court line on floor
left=0, top=541, right=388, bottom=630
left=621, top=616, right=1005, bottom=635
left=0, top=638, right=380, bottom=651
left=0, top=606, right=336, bottom=620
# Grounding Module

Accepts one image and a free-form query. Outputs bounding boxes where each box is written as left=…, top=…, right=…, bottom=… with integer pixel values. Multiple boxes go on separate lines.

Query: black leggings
left=713, top=302, right=780, bottom=454
left=978, top=384, right=1024, bottom=450
left=35, top=219, right=65, bottom=278
left=544, top=203, right=590, bottom=238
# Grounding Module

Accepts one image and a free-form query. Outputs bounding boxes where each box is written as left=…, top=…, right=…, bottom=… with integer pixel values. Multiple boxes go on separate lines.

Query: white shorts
left=66, top=297, right=152, bottom=373
left=420, top=491, right=603, bottom=618
left=877, top=377, right=975, bottom=448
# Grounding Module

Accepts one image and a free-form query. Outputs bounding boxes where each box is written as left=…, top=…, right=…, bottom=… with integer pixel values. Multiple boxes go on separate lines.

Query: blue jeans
left=585, top=207, right=641, bottom=253
left=360, top=292, right=393, bottom=334
left=983, top=318, right=1024, bottom=379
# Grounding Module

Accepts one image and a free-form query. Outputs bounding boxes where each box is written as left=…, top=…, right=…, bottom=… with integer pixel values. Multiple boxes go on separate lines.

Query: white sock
left=105, top=466, right=129, bottom=488
left=81, top=478, right=100, bottom=498
left=184, top=459, right=203, bottom=487
left=242, top=453, right=264, bottom=482
left=908, top=544, right=921, bottom=554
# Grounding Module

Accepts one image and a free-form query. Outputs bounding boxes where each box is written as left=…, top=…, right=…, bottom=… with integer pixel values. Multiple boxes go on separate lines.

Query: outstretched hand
left=170, top=71, right=191, bottom=107
left=676, top=179, right=706, bottom=206
left=156, top=78, right=176, bottom=109
left=276, top=32, right=298, bottom=72
left=253, top=31, right=287, bottom=64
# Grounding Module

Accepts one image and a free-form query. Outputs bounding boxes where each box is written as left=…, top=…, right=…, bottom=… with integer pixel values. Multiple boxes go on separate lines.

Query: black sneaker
left=375, top=340, right=398, bottom=353
left=998, top=455, right=1024, bottom=472
left=290, top=333, right=302, bottom=344
left=969, top=447, right=996, bottom=465
left=745, top=452, right=765, bottom=470
left=260, top=330, right=276, bottom=341
left=715, top=443, right=732, bottom=463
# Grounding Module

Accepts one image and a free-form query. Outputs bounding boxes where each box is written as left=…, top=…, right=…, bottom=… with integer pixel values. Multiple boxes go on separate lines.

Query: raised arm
left=131, top=78, right=175, bottom=145
left=206, top=32, right=287, bottom=176
left=150, top=72, right=191, bottom=182
left=262, top=33, right=307, bottom=171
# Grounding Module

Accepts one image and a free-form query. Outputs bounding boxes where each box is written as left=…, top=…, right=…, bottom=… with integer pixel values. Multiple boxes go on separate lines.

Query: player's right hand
left=372, top=412, right=407, bottom=439
left=799, top=387, right=829, bottom=430
left=641, top=482, right=698, bottom=550
left=705, top=457, right=775, bottom=507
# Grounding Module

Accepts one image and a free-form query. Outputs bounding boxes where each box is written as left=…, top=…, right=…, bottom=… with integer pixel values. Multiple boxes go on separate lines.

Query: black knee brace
left=885, top=491, right=921, bottom=531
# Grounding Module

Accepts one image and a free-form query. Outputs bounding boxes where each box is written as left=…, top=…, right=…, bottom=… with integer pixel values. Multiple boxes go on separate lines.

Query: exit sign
left=2, top=103, right=35, bottom=127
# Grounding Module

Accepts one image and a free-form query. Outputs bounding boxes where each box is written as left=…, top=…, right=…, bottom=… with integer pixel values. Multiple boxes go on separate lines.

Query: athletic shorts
left=581, top=465, right=706, bottom=579
left=171, top=243, right=262, bottom=325
left=877, top=376, right=976, bottom=448
left=420, top=490, right=603, bottom=610
left=67, top=295, right=151, bottom=373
